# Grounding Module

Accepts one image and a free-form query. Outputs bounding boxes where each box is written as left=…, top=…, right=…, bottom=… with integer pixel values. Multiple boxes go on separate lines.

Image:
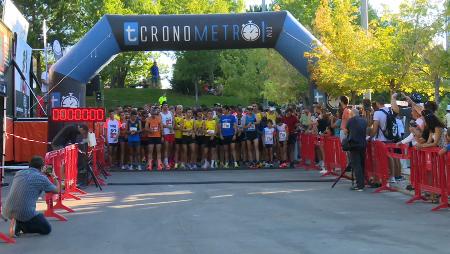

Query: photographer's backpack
left=379, top=108, right=400, bottom=142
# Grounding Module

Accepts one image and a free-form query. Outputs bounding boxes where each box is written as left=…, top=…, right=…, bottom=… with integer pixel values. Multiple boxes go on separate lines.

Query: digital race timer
left=51, top=108, right=105, bottom=122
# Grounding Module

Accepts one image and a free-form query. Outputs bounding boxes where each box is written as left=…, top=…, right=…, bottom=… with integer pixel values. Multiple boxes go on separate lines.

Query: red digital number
left=52, top=108, right=105, bottom=122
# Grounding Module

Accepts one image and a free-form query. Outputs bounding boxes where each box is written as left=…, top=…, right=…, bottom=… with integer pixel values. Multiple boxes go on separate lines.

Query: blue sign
left=124, top=22, right=139, bottom=46
left=50, top=92, right=61, bottom=108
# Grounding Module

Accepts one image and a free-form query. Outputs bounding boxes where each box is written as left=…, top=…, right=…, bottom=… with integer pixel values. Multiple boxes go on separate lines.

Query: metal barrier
left=0, top=167, right=15, bottom=243
left=44, top=149, right=69, bottom=221
left=406, top=148, right=449, bottom=211
left=322, top=135, right=349, bottom=178
left=298, top=134, right=319, bottom=170
left=365, top=141, right=397, bottom=193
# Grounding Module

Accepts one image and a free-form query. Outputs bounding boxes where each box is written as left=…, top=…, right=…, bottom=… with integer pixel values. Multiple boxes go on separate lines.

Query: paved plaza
left=1, top=169, right=450, bottom=254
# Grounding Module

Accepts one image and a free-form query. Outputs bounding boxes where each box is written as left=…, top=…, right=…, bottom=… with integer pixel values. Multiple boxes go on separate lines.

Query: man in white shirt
left=40, top=64, right=51, bottom=94
left=371, top=98, right=401, bottom=182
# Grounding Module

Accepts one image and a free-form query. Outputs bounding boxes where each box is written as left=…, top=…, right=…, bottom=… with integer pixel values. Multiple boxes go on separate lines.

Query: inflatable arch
left=49, top=11, right=318, bottom=138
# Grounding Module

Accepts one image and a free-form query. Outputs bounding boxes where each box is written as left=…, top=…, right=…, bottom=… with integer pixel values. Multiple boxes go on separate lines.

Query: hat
left=269, top=107, right=275, bottom=111
left=447, top=105, right=450, bottom=111
left=410, top=93, right=423, bottom=104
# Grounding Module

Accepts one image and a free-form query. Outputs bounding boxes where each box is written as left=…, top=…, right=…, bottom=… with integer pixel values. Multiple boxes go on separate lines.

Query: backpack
left=379, top=108, right=400, bottom=142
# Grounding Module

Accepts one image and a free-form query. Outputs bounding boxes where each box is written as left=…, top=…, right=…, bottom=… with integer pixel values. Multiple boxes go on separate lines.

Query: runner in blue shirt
left=220, top=106, right=238, bottom=168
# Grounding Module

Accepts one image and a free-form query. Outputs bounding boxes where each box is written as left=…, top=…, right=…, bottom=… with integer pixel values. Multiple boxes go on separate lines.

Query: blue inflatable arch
left=49, top=11, right=317, bottom=137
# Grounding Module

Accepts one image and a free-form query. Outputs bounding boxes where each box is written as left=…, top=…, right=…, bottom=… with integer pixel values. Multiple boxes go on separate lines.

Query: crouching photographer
left=2, top=156, right=60, bottom=237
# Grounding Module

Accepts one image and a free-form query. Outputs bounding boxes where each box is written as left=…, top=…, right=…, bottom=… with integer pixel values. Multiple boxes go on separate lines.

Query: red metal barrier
left=298, top=134, right=318, bottom=170
left=44, top=149, right=68, bottom=221
left=322, top=136, right=349, bottom=178
left=406, top=148, right=449, bottom=211
left=366, top=141, right=397, bottom=193
left=0, top=169, right=15, bottom=243
left=89, top=140, right=107, bottom=186
left=63, top=145, right=87, bottom=199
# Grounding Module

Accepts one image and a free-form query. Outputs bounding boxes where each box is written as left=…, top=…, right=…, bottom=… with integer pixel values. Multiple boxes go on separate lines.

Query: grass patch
left=87, top=88, right=250, bottom=109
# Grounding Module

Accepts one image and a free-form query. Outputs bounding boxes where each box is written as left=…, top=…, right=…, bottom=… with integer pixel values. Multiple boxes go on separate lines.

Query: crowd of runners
left=104, top=102, right=303, bottom=171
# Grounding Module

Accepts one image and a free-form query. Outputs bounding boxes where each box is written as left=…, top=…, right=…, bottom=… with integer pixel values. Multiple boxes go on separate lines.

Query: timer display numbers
left=51, top=108, right=105, bottom=122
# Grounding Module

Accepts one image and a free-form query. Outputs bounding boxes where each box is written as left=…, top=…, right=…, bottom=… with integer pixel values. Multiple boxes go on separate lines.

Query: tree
left=367, top=0, right=445, bottom=94
left=307, top=0, right=375, bottom=98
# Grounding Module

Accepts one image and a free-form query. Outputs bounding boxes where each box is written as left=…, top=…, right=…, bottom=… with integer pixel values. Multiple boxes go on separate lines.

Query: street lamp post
left=361, top=0, right=371, bottom=100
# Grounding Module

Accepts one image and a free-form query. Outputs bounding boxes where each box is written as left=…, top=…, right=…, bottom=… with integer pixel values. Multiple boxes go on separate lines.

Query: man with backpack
left=371, top=98, right=402, bottom=183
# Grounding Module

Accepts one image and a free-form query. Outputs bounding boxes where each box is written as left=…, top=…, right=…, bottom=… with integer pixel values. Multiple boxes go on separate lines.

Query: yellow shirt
left=175, top=116, right=184, bottom=139
left=183, top=119, right=194, bottom=136
left=256, top=112, right=262, bottom=122
left=205, top=120, right=216, bottom=137
left=195, top=119, right=204, bottom=136
left=114, top=114, right=120, bottom=121
left=267, top=112, right=277, bottom=123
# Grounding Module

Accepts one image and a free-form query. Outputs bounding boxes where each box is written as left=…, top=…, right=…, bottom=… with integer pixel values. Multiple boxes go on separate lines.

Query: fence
left=299, top=133, right=450, bottom=212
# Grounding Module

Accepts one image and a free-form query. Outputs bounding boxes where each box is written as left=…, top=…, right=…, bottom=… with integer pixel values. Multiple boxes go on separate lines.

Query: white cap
left=269, top=107, right=275, bottom=111
left=447, top=105, right=450, bottom=111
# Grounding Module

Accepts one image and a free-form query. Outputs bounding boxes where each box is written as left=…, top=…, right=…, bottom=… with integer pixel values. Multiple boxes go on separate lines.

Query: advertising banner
left=14, top=39, right=32, bottom=117
left=0, top=21, right=12, bottom=97
left=2, top=0, right=29, bottom=42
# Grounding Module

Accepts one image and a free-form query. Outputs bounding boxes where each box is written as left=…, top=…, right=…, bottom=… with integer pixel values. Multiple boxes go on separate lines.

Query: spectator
left=345, top=109, right=368, bottom=191
left=150, top=61, right=160, bottom=88
left=339, top=96, right=352, bottom=142
left=438, top=128, right=450, bottom=156
left=416, top=110, right=446, bottom=149
left=445, top=105, right=450, bottom=129
left=2, top=156, right=60, bottom=237
left=371, top=97, right=401, bottom=183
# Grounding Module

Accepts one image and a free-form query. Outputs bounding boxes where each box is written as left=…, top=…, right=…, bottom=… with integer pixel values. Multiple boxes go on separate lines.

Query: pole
left=194, top=78, right=199, bottom=107
left=43, top=20, right=48, bottom=79
left=262, top=0, right=266, bottom=12
left=361, top=0, right=371, bottom=100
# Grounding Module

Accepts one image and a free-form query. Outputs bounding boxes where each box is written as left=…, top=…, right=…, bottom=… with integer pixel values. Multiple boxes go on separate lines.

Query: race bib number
left=279, top=131, right=287, bottom=141
left=121, top=123, right=127, bottom=129
left=165, top=119, right=172, bottom=126
left=110, top=128, right=118, bottom=139
left=130, top=127, right=137, bottom=132
left=265, top=135, right=274, bottom=144
left=222, top=122, right=231, bottom=129
left=248, top=123, right=255, bottom=131
left=207, top=130, right=215, bottom=135
left=152, top=127, right=159, bottom=132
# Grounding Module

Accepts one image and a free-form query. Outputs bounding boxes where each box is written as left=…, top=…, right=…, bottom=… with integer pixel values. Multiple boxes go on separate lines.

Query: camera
left=44, top=165, right=53, bottom=176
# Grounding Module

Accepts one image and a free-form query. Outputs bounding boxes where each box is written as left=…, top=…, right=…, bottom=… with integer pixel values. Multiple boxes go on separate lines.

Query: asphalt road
left=1, top=169, right=449, bottom=254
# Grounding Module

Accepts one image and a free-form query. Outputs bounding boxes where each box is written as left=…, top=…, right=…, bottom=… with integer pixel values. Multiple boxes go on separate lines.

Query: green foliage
left=172, top=51, right=222, bottom=94
left=87, top=88, right=250, bottom=109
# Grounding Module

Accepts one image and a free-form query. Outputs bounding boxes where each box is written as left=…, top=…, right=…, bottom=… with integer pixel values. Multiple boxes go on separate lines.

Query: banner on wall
left=14, top=39, right=32, bottom=117
left=2, top=0, right=29, bottom=42
left=0, top=21, right=12, bottom=97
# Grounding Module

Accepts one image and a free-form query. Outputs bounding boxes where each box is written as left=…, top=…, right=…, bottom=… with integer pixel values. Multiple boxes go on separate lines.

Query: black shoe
left=14, top=222, right=23, bottom=237
left=350, top=186, right=364, bottom=192
left=345, top=166, right=352, bottom=172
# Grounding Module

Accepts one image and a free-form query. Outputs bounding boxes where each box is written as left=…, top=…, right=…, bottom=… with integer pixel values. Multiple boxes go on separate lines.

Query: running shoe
left=165, top=163, right=171, bottom=170
left=147, top=160, right=153, bottom=171
left=319, top=168, right=327, bottom=174
left=128, top=164, right=134, bottom=171
left=224, top=162, right=229, bottom=169
left=121, top=165, right=126, bottom=170
left=202, top=161, right=210, bottom=169
left=174, top=163, right=179, bottom=169
left=234, top=161, right=239, bottom=168
left=389, top=176, right=397, bottom=184
left=137, top=165, right=143, bottom=171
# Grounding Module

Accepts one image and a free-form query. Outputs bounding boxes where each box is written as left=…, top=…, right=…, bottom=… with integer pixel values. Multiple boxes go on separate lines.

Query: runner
left=174, top=105, right=184, bottom=169
left=276, top=117, right=288, bottom=167
left=127, top=111, right=142, bottom=170
left=182, top=108, right=196, bottom=169
left=202, top=110, right=218, bottom=168
left=105, top=110, right=120, bottom=166
left=263, top=120, right=276, bottom=167
left=194, top=110, right=205, bottom=165
left=160, top=102, right=174, bottom=170
left=145, top=109, right=164, bottom=170
left=219, top=106, right=238, bottom=168
left=118, top=112, right=128, bottom=170
left=244, top=106, right=260, bottom=167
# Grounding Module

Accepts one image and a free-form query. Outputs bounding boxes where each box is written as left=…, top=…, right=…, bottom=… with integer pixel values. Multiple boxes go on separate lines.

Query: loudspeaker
left=85, top=75, right=100, bottom=96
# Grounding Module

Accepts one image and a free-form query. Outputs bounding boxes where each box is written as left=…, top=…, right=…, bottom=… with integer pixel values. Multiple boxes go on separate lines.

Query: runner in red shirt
left=283, top=109, right=299, bottom=166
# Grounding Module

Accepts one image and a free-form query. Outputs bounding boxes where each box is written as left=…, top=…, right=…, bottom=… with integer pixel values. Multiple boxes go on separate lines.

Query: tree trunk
left=434, top=75, right=440, bottom=105
left=351, top=91, right=357, bottom=105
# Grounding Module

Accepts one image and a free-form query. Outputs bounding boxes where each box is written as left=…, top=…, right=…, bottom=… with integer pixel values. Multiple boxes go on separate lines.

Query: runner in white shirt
left=105, top=110, right=120, bottom=165
left=160, top=102, right=174, bottom=169
left=276, top=117, right=288, bottom=166
left=263, top=120, right=276, bottom=165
